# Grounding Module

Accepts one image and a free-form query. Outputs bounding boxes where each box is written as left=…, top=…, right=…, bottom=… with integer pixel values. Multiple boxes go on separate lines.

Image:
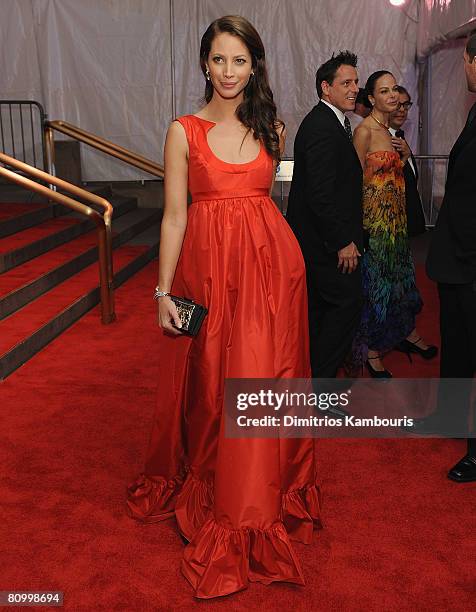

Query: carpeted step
left=0, top=184, right=113, bottom=238
left=0, top=223, right=160, bottom=379
left=0, top=202, right=55, bottom=239
left=0, top=193, right=137, bottom=273
left=0, top=208, right=161, bottom=320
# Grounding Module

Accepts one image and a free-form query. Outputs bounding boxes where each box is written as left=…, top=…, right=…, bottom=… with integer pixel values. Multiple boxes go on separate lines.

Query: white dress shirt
left=389, top=127, right=416, bottom=176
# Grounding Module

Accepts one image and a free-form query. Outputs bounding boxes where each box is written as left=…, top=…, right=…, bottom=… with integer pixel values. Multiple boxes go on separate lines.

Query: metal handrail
left=46, top=120, right=164, bottom=178
left=0, top=152, right=115, bottom=324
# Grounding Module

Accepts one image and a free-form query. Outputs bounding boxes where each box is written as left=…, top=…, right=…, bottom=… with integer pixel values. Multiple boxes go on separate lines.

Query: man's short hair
left=466, top=31, right=476, bottom=61
left=396, top=85, right=411, bottom=102
left=315, top=51, right=358, bottom=98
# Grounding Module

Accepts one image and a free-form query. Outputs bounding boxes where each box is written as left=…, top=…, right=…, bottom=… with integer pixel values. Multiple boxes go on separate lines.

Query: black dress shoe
left=324, top=405, right=350, bottom=418
left=402, top=415, right=443, bottom=434
left=402, top=415, right=468, bottom=436
left=448, top=454, right=476, bottom=483
left=396, top=337, right=438, bottom=362
left=365, top=357, right=392, bottom=379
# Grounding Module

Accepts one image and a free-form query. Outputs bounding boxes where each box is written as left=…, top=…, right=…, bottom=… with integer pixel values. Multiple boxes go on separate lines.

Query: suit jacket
left=426, top=101, right=476, bottom=284
left=287, top=102, right=363, bottom=265
left=403, top=154, right=426, bottom=237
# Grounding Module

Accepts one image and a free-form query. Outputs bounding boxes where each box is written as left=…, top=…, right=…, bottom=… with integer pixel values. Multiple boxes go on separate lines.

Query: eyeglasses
left=396, top=101, right=413, bottom=111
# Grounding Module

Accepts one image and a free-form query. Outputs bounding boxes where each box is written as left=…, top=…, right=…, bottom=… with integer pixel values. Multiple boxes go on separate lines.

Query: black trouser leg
left=306, top=262, right=362, bottom=378
left=437, top=282, right=476, bottom=436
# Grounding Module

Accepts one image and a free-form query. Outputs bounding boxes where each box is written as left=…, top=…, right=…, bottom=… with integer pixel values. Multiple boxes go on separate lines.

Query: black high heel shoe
left=396, top=337, right=438, bottom=362
left=365, top=356, right=392, bottom=379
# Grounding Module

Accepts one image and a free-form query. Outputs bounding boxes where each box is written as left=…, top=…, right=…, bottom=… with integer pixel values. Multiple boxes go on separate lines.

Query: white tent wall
left=0, top=0, right=420, bottom=181
left=0, top=0, right=172, bottom=182
left=34, top=0, right=172, bottom=181
left=0, top=0, right=45, bottom=165
left=426, top=39, right=469, bottom=201
left=0, top=1, right=42, bottom=98
left=418, top=0, right=476, bottom=58
left=428, top=39, right=473, bottom=155
left=416, top=1, right=476, bottom=205
left=419, top=0, right=476, bottom=155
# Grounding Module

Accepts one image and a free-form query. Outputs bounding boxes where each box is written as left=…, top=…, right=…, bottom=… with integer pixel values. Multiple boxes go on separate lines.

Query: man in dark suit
left=422, top=32, right=476, bottom=482
left=287, top=51, right=363, bottom=380
left=389, top=86, right=426, bottom=237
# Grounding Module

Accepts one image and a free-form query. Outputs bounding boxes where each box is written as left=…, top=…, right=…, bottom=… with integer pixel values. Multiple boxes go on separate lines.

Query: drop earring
left=205, top=69, right=210, bottom=81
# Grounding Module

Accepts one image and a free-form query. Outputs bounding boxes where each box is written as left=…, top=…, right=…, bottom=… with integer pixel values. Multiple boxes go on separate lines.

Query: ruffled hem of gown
left=127, top=471, right=322, bottom=599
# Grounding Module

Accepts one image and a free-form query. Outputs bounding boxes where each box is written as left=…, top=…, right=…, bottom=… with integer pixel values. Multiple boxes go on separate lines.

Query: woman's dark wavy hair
left=199, top=15, right=283, bottom=163
left=365, top=70, right=394, bottom=98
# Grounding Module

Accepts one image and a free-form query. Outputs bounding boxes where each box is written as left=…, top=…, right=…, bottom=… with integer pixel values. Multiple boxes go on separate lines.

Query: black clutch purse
left=170, top=295, right=208, bottom=336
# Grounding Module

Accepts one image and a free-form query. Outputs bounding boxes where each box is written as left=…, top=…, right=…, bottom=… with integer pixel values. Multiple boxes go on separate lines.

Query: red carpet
left=0, top=230, right=102, bottom=297
left=1, top=262, right=475, bottom=610
left=0, top=217, right=81, bottom=254
left=0, top=202, right=48, bottom=221
left=0, top=245, right=146, bottom=355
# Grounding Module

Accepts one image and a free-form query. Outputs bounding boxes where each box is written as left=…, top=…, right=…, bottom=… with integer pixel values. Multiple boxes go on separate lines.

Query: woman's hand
left=157, top=296, right=183, bottom=335
left=391, top=137, right=411, bottom=164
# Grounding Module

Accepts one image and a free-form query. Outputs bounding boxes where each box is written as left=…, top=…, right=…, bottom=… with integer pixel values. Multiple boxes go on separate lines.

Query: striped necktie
left=344, top=116, right=353, bottom=142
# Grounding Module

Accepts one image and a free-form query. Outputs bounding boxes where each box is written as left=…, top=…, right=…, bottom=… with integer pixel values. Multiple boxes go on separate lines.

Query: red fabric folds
left=182, top=519, right=304, bottom=600
left=126, top=471, right=185, bottom=524
left=127, top=468, right=322, bottom=598
left=175, top=474, right=214, bottom=542
left=282, top=484, right=323, bottom=544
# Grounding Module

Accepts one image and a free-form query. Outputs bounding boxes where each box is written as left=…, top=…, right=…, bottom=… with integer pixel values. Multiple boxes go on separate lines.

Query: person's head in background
left=464, top=31, right=476, bottom=92
left=389, top=85, right=413, bottom=130
left=354, top=88, right=371, bottom=118
left=316, top=50, right=359, bottom=113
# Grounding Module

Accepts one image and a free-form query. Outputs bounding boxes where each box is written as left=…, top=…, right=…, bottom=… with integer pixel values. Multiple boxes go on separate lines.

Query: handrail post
left=44, top=124, right=56, bottom=190
left=97, top=223, right=116, bottom=324
left=106, top=223, right=114, bottom=294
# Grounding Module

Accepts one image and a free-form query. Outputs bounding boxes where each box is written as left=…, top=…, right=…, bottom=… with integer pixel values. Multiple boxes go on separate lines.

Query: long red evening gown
left=127, top=115, right=321, bottom=599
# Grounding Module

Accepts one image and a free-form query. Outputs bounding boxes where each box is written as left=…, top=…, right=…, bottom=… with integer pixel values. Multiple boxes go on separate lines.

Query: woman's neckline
left=191, top=114, right=263, bottom=167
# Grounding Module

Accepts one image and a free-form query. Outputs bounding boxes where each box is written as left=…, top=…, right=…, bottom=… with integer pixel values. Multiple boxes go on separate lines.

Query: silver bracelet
left=153, top=285, right=170, bottom=300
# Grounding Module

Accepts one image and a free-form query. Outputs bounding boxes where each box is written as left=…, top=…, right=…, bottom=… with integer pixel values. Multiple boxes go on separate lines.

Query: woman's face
left=206, top=32, right=253, bottom=100
left=369, top=73, right=399, bottom=113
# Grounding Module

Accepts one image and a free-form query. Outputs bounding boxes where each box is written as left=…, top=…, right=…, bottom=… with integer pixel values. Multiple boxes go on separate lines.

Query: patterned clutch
left=170, top=295, right=208, bottom=336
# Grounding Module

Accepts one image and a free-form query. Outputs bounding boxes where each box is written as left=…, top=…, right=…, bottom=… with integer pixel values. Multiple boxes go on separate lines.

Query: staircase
left=0, top=184, right=161, bottom=379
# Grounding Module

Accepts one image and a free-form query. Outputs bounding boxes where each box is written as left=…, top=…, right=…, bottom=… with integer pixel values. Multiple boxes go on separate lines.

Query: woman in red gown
left=127, top=15, right=321, bottom=599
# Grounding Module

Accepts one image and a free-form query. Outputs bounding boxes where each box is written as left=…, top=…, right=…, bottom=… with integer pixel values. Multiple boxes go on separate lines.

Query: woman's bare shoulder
left=167, top=119, right=187, bottom=141
left=354, top=120, right=371, bottom=136
left=353, top=121, right=371, bottom=143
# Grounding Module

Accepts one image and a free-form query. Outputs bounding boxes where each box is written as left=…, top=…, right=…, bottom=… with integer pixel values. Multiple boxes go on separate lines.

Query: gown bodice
left=176, top=115, right=274, bottom=202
